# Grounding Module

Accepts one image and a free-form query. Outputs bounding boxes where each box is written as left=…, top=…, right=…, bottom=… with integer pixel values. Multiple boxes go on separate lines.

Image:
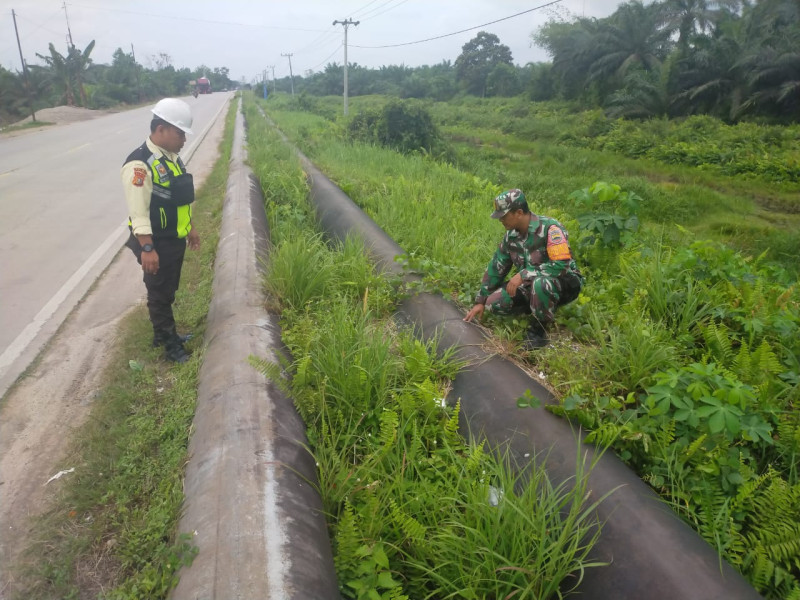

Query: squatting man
left=463, top=189, right=583, bottom=349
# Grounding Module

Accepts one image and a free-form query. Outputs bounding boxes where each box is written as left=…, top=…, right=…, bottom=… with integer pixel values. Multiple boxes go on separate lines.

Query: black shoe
left=523, top=324, right=549, bottom=350
left=152, top=332, right=193, bottom=348
left=164, top=342, right=190, bottom=364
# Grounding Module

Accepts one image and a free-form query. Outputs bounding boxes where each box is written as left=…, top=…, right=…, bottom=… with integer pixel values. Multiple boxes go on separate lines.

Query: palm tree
left=606, top=64, right=674, bottom=119
left=588, top=2, right=673, bottom=93
left=738, top=0, right=800, bottom=119
left=672, top=24, right=750, bottom=120
left=533, top=17, right=608, bottom=100
left=0, top=67, right=27, bottom=125
left=741, top=40, right=800, bottom=119
left=660, top=0, right=742, bottom=54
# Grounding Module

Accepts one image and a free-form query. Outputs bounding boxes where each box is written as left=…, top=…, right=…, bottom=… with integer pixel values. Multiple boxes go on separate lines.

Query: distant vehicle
left=196, top=77, right=212, bottom=94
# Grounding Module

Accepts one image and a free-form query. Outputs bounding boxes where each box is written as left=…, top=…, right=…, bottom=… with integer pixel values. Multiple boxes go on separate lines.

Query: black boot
left=152, top=330, right=193, bottom=348
left=152, top=329, right=172, bottom=348
left=163, top=338, right=190, bottom=363
left=523, top=321, right=549, bottom=350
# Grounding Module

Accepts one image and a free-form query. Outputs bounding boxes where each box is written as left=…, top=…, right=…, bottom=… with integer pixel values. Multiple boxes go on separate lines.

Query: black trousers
left=128, top=234, right=187, bottom=336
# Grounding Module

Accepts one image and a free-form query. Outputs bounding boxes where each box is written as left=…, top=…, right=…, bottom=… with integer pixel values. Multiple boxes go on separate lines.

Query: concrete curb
left=171, top=99, right=338, bottom=600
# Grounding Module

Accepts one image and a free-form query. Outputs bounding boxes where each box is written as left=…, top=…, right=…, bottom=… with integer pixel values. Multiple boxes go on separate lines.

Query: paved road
left=0, top=93, right=232, bottom=398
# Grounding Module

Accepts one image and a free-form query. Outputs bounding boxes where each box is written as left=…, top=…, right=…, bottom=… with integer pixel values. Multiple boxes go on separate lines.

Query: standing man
left=121, top=98, right=200, bottom=363
left=463, top=189, right=583, bottom=349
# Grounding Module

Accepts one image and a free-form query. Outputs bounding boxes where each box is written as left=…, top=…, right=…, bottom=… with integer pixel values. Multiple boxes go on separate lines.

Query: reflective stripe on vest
left=149, top=156, right=192, bottom=239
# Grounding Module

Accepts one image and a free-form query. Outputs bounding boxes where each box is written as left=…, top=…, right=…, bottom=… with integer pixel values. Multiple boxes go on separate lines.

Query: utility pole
left=281, top=53, right=294, bottom=97
left=332, top=19, right=359, bottom=116
left=131, top=43, right=142, bottom=102
left=62, top=1, right=74, bottom=48
left=263, top=69, right=268, bottom=99
left=269, top=65, right=276, bottom=93
left=12, top=9, right=36, bottom=123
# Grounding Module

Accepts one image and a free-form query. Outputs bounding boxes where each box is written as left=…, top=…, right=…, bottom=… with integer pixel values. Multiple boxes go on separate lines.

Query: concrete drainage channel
left=171, top=100, right=338, bottom=599
left=171, top=99, right=763, bottom=599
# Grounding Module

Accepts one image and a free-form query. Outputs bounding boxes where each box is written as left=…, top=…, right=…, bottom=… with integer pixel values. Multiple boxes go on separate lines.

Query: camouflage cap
left=491, top=189, right=526, bottom=219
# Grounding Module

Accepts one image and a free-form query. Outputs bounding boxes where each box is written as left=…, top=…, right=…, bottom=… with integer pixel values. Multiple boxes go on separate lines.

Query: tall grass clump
left=244, top=92, right=609, bottom=599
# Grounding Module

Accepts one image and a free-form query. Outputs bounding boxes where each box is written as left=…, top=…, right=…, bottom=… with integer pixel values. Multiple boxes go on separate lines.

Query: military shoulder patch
left=132, top=167, right=147, bottom=187
left=546, top=226, right=572, bottom=260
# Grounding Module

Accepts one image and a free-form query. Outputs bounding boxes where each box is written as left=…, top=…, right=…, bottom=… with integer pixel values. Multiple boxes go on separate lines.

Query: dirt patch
left=13, top=105, right=111, bottom=127
left=0, top=102, right=229, bottom=599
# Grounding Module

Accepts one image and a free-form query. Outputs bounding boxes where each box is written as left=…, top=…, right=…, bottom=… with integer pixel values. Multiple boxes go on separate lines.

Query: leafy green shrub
left=570, top=181, right=642, bottom=250
left=347, top=99, right=440, bottom=154
left=589, top=115, right=800, bottom=185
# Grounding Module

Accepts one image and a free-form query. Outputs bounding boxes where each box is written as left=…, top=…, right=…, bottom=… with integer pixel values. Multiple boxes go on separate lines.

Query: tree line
left=0, top=42, right=237, bottom=127
left=534, top=0, right=799, bottom=121
left=272, top=0, right=797, bottom=124
left=2, top=0, right=796, bottom=127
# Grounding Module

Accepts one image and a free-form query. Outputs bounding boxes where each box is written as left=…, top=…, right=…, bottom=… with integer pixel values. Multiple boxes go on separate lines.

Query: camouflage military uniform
left=475, top=214, right=583, bottom=325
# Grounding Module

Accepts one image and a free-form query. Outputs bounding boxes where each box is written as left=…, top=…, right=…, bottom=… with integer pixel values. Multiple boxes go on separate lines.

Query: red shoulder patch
left=132, top=167, right=147, bottom=187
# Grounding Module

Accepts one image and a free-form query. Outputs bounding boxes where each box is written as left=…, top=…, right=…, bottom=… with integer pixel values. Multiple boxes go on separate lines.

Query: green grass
left=267, top=92, right=800, bottom=270
left=254, top=92, right=800, bottom=599
left=244, top=94, right=610, bottom=600
left=9, top=97, right=238, bottom=600
left=0, top=120, right=55, bottom=134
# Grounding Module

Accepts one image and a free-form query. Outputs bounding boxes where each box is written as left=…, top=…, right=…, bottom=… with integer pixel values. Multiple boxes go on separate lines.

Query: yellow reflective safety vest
left=124, top=143, right=194, bottom=239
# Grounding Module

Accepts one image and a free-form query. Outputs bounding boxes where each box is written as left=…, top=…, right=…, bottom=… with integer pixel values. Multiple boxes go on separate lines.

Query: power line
left=307, top=43, right=343, bottom=72
left=359, top=0, right=410, bottom=22
left=290, top=25, right=340, bottom=56
left=68, top=3, right=330, bottom=33
left=13, top=10, right=66, bottom=42
left=355, top=0, right=404, bottom=20
left=350, top=0, right=383, bottom=19
left=351, top=0, right=562, bottom=49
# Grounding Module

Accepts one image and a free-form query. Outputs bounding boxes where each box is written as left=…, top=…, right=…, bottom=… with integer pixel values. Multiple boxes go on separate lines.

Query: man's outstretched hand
left=463, top=303, right=485, bottom=323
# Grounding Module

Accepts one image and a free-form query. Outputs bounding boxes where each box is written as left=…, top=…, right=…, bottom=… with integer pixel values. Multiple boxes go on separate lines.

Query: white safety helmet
left=151, top=98, right=193, bottom=134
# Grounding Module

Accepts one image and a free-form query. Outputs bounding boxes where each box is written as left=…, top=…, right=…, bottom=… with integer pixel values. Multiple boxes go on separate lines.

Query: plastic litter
left=45, top=467, right=75, bottom=485
left=488, top=485, right=504, bottom=506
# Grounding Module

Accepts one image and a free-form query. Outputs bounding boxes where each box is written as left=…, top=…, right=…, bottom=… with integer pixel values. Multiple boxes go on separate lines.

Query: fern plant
left=739, top=477, right=800, bottom=598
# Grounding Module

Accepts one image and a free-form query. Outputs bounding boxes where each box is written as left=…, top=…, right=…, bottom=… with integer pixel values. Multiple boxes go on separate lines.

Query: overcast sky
left=1, top=1, right=624, bottom=83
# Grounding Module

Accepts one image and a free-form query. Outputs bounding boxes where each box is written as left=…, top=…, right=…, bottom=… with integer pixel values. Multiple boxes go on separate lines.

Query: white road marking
left=0, top=221, right=128, bottom=374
